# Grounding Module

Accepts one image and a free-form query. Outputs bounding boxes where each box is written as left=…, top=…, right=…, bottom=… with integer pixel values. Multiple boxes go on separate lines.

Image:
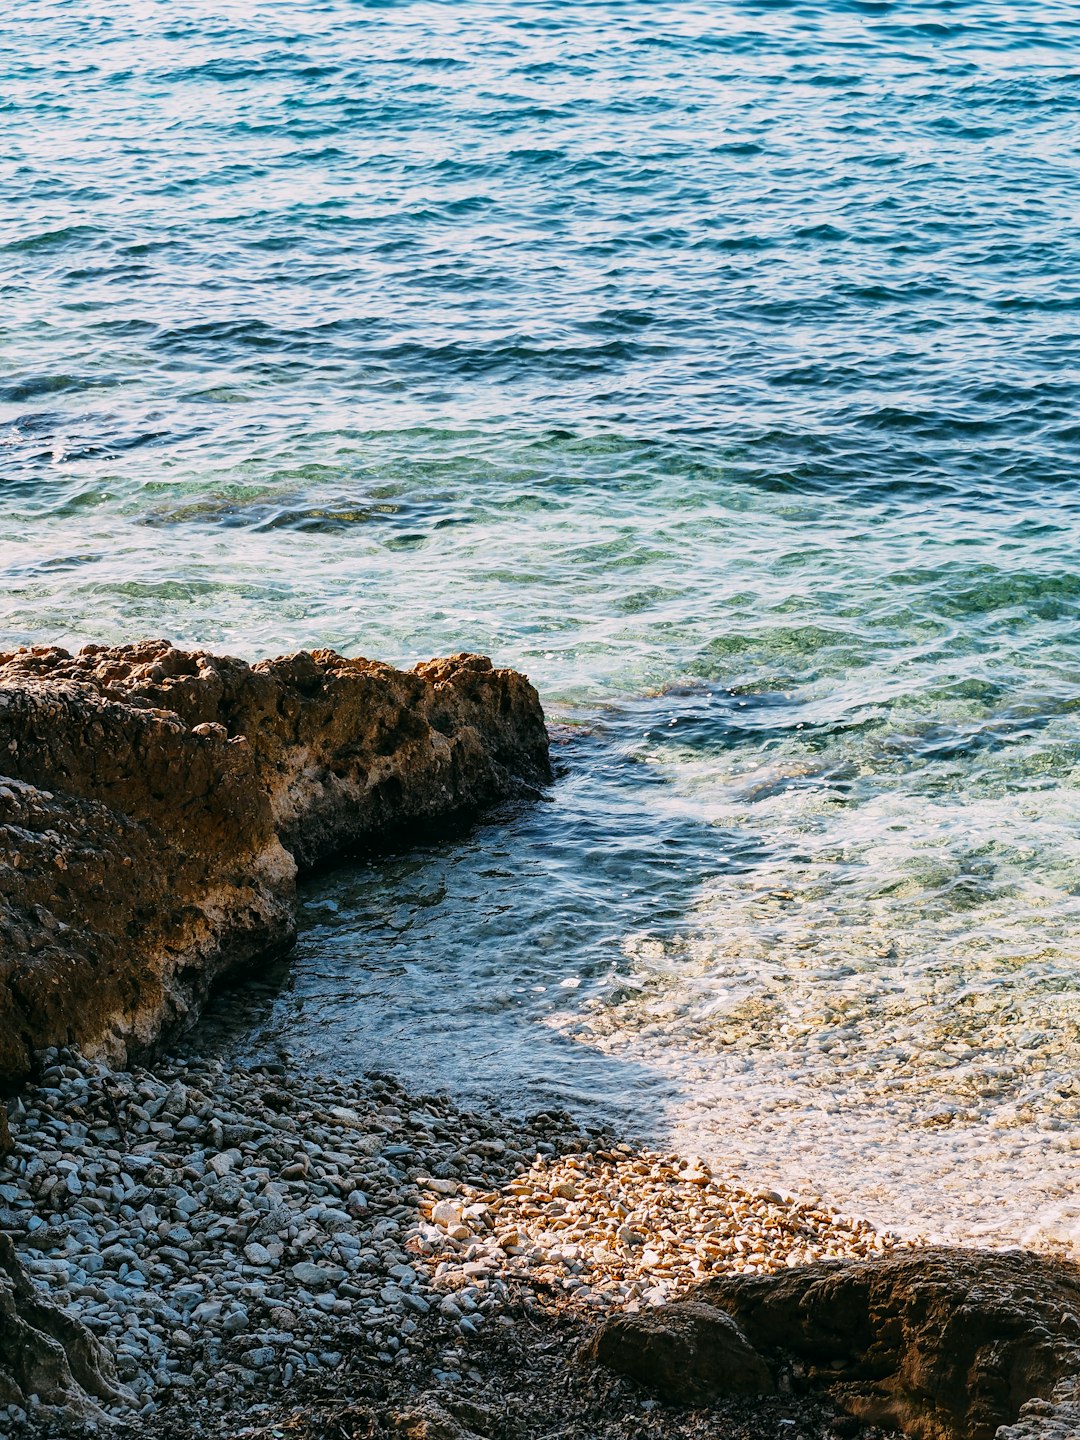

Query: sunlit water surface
left=4, top=1, right=1080, bottom=1247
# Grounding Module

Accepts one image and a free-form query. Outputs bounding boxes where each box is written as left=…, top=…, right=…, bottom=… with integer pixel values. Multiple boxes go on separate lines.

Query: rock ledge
left=0, top=641, right=550, bottom=1087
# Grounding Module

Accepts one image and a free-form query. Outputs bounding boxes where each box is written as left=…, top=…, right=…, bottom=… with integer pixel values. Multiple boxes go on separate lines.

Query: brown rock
left=699, top=1247, right=1080, bottom=1440
left=586, top=1298, right=774, bottom=1403
left=0, top=641, right=551, bottom=869
left=0, top=758, right=294, bottom=1088
left=0, top=642, right=550, bottom=1085
left=0, top=1232, right=131, bottom=1419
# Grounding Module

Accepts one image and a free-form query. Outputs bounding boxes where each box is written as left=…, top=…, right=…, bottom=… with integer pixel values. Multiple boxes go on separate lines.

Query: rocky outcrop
left=0, top=641, right=550, bottom=1087
left=0, top=641, right=550, bottom=870
left=0, top=1233, right=131, bottom=1420
left=589, top=1248, right=1080, bottom=1440
left=0, top=705, right=295, bottom=1087
left=702, top=1248, right=1080, bottom=1440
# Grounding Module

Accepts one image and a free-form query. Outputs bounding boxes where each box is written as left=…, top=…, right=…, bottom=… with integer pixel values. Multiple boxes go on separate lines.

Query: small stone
left=420, top=1178, right=459, bottom=1196
left=222, top=1308, right=250, bottom=1334
left=431, top=1200, right=463, bottom=1228
left=324, top=1106, right=363, bottom=1129
left=291, top=1262, right=346, bottom=1291
left=241, top=1347, right=275, bottom=1369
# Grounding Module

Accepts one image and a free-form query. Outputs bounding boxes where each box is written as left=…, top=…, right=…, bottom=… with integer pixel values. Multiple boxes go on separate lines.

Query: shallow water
left=5, top=2, right=1080, bottom=1246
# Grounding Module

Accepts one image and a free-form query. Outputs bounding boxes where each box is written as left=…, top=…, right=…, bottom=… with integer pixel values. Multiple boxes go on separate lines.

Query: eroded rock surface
left=694, top=1248, right=1080, bottom=1440
left=0, top=1232, right=130, bottom=1420
left=0, top=641, right=551, bottom=869
left=0, top=641, right=550, bottom=1086
left=0, top=732, right=294, bottom=1088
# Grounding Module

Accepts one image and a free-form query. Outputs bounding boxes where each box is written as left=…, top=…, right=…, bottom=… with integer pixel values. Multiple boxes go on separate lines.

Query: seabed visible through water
left=7, top=0, right=1080, bottom=1252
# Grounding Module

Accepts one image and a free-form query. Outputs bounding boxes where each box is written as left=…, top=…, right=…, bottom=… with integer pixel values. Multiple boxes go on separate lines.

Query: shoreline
left=0, top=1047, right=912, bottom=1440
left=4, top=1051, right=1080, bottom=1439
left=0, top=642, right=550, bottom=1090
left=4, top=644, right=1080, bottom=1438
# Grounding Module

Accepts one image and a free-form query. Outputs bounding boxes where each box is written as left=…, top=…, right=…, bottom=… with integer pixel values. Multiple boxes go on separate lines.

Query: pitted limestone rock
left=0, top=642, right=549, bottom=1086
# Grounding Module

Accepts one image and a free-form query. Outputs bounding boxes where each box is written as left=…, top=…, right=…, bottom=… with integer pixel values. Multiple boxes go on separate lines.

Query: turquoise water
left=5, top=1, right=1080, bottom=1242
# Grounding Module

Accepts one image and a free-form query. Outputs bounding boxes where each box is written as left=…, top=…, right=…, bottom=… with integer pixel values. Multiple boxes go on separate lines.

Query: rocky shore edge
left=0, top=640, right=550, bottom=1087
left=3, top=1049, right=1080, bottom=1440
left=3, top=641, right=1080, bottom=1440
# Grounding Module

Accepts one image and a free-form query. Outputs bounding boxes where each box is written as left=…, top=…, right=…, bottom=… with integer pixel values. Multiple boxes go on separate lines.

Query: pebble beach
left=0, top=1050, right=913, bottom=1436
left=5, top=3, right=1080, bottom=1435
left=5, top=0, right=1080, bottom=1265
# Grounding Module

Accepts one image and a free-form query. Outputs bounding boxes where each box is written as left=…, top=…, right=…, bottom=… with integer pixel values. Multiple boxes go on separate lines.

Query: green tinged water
left=4, top=0, right=1080, bottom=1242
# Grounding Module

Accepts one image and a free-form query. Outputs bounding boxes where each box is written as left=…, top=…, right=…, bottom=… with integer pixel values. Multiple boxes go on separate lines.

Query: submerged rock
left=692, top=1248, right=1080, bottom=1440
left=0, top=641, right=550, bottom=1086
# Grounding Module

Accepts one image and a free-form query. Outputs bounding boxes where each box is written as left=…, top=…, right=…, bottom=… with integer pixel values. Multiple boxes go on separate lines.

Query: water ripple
left=3, top=0, right=1080, bottom=1245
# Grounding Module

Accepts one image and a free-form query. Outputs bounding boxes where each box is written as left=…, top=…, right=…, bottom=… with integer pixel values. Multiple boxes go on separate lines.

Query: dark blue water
left=4, top=1, right=1080, bottom=1243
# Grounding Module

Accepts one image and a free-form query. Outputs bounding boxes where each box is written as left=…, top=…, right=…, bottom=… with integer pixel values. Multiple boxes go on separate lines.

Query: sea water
left=3, top=0, right=1080, bottom=1246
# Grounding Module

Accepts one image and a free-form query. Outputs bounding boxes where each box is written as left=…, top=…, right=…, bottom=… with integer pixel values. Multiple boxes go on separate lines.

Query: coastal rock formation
left=0, top=1233, right=130, bottom=1420
left=702, top=1247, right=1080, bottom=1439
left=584, top=1299, right=773, bottom=1402
left=0, top=641, right=551, bottom=869
left=590, top=1248, right=1080, bottom=1440
left=0, top=641, right=550, bottom=1086
left=0, top=728, right=295, bottom=1090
